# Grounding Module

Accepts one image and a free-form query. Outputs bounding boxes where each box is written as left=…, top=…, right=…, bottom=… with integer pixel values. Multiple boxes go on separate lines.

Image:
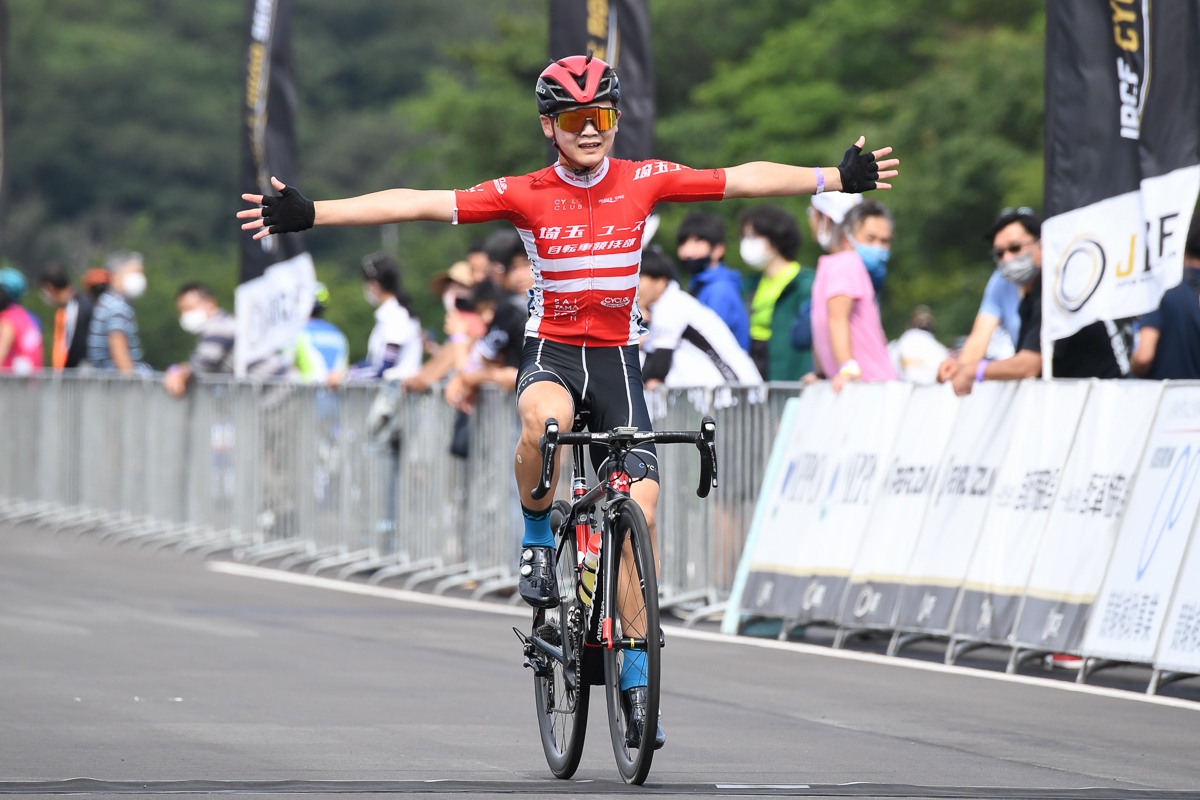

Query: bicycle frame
left=520, top=417, right=717, bottom=679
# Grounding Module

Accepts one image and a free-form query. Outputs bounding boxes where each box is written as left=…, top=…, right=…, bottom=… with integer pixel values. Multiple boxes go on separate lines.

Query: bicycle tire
left=533, top=500, right=589, bottom=778
left=602, top=499, right=661, bottom=785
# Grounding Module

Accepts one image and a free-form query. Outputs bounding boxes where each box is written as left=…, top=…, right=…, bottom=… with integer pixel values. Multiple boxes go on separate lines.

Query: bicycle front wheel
left=602, top=499, right=661, bottom=785
left=533, top=500, right=589, bottom=778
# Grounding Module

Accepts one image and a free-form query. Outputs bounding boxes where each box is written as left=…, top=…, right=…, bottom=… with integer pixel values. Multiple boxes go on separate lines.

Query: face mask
left=363, top=286, right=381, bottom=307
left=121, top=272, right=146, bottom=300
left=999, top=251, right=1039, bottom=285
left=740, top=236, right=771, bottom=270
left=816, top=219, right=834, bottom=252
left=852, top=240, right=891, bottom=291
left=681, top=257, right=711, bottom=276
left=179, top=308, right=209, bottom=335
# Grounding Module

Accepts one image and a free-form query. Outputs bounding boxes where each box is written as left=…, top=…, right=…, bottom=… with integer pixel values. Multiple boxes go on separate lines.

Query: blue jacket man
left=675, top=211, right=750, bottom=351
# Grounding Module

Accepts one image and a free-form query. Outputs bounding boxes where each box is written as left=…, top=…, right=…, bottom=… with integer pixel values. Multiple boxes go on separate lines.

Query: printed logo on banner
left=1138, top=445, right=1200, bottom=579
left=1042, top=609, right=1065, bottom=642
left=1110, top=0, right=1148, bottom=140
left=853, top=586, right=884, bottom=618
left=1169, top=604, right=1200, bottom=653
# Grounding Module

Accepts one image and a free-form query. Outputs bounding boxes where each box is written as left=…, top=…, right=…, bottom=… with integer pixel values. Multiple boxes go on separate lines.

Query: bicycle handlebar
left=530, top=416, right=718, bottom=501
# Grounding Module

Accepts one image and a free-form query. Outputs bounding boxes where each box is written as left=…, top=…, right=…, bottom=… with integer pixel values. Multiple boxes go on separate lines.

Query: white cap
left=809, top=191, right=861, bottom=224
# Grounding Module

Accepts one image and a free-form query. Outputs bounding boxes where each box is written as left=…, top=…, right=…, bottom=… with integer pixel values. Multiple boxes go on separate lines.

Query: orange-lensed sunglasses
left=553, top=106, right=619, bottom=134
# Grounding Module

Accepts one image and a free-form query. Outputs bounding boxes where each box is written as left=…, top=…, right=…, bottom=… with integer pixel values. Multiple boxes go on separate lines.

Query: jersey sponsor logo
left=598, top=194, right=625, bottom=204
left=553, top=197, right=584, bottom=212
left=549, top=297, right=580, bottom=318
left=493, top=177, right=508, bottom=195
left=633, top=161, right=684, bottom=181
left=600, top=296, right=630, bottom=308
left=546, top=238, right=638, bottom=255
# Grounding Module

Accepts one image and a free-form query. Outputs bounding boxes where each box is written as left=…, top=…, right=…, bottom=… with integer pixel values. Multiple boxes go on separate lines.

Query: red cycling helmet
left=535, top=54, right=620, bottom=115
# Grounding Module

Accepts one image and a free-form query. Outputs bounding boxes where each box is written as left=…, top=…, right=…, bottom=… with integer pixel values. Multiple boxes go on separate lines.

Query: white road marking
left=206, top=561, right=1200, bottom=713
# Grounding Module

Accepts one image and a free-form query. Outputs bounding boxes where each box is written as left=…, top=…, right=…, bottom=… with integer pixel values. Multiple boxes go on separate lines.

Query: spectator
left=443, top=230, right=533, bottom=408
left=738, top=205, right=812, bottom=381
left=39, top=263, right=94, bottom=370
left=807, top=191, right=866, bottom=273
left=165, top=282, right=288, bottom=397
left=294, top=282, right=350, bottom=384
left=405, top=260, right=482, bottom=392
left=333, top=252, right=422, bottom=386
left=810, top=200, right=898, bottom=392
left=889, top=305, right=949, bottom=384
left=82, top=268, right=111, bottom=302
left=969, top=208, right=1130, bottom=392
left=87, top=251, right=148, bottom=374
left=637, top=247, right=761, bottom=388
left=675, top=210, right=750, bottom=351
left=937, top=209, right=1033, bottom=391
left=0, top=267, right=44, bottom=375
left=466, top=240, right=492, bottom=285
left=1131, top=220, right=1200, bottom=379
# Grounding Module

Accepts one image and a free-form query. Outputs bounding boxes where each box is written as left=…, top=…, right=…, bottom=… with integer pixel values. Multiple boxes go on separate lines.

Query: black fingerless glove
left=261, top=184, right=315, bottom=234
left=837, top=144, right=878, bottom=194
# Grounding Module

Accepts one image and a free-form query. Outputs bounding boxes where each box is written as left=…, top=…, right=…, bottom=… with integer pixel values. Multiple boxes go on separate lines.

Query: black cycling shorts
left=517, top=337, right=659, bottom=484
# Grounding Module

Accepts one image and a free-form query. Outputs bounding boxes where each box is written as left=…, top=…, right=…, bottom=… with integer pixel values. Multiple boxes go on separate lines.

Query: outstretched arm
left=238, top=177, right=455, bottom=241
left=724, top=136, right=898, bottom=199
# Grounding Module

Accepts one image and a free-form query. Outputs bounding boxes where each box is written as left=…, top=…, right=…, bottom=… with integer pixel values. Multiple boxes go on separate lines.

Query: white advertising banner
left=782, top=381, right=912, bottom=624
left=1154, top=514, right=1200, bottom=675
left=234, top=252, right=316, bottom=376
left=951, top=380, right=1092, bottom=644
left=893, top=381, right=1019, bottom=634
left=1081, top=384, right=1200, bottom=664
left=1012, top=381, right=1163, bottom=654
left=1041, top=165, right=1200, bottom=341
left=838, top=383, right=959, bottom=630
left=735, top=382, right=848, bottom=621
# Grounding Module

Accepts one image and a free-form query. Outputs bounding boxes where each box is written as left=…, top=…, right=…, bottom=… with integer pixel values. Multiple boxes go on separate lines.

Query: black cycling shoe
left=518, top=546, right=560, bottom=609
left=621, top=686, right=665, bottom=750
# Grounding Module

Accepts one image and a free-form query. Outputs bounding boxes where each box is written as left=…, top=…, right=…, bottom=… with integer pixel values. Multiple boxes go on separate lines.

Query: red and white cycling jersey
left=454, top=158, right=726, bottom=347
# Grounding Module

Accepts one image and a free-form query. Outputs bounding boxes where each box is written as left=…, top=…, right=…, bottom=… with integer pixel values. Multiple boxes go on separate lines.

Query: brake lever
left=695, top=415, right=718, bottom=498
left=530, top=418, right=559, bottom=501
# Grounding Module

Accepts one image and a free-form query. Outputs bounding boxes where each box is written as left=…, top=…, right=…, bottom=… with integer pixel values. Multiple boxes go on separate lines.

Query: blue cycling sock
left=521, top=505, right=554, bottom=548
left=620, top=650, right=648, bottom=691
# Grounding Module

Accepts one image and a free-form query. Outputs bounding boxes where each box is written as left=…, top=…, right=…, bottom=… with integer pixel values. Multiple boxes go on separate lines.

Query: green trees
left=3, top=0, right=1044, bottom=367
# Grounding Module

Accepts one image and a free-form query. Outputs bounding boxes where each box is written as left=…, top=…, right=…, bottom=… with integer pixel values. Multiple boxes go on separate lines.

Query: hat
left=82, top=268, right=111, bottom=290
left=0, top=267, right=27, bottom=302
left=809, top=192, right=862, bottom=224
left=430, top=261, right=476, bottom=295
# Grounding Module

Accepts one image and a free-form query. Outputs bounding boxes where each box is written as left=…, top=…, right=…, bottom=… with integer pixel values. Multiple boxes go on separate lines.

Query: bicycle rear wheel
left=533, top=500, right=589, bottom=778
left=602, top=499, right=660, bottom=785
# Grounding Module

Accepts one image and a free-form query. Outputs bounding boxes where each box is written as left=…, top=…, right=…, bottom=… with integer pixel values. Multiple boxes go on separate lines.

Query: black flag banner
left=240, top=0, right=306, bottom=282
left=1042, top=0, right=1200, bottom=342
left=549, top=0, right=655, bottom=161
left=235, top=0, right=314, bottom=375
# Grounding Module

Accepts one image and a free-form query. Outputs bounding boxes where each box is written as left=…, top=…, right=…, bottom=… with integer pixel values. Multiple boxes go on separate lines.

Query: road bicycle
left=515, top=415, right=717, bottom=785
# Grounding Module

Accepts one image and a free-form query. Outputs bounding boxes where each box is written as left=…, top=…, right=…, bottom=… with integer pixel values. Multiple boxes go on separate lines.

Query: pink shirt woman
left=0, top=304, right=45, bottom=374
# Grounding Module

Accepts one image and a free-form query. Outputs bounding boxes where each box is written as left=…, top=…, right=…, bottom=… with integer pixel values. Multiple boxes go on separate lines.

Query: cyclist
left=239, top=53, right=897, bottom=747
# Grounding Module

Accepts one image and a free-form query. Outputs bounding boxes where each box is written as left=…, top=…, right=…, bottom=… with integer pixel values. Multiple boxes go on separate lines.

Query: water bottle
left=579, top=528, right=601, bottom=606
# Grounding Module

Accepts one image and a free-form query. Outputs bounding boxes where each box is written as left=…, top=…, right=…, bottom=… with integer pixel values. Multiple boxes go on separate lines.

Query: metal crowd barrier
left=0, top=372, right=796, bottom=620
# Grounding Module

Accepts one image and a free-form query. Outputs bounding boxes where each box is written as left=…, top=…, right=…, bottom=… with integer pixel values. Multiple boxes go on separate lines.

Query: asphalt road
left=2, top=522, right=1200, bottom=799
